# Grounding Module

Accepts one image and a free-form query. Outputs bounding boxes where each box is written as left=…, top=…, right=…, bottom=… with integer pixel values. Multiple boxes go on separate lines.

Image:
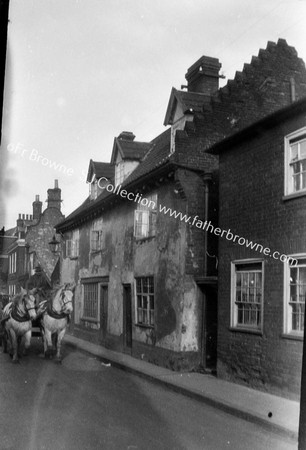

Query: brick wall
left=217, top=112, right=306, bottom=399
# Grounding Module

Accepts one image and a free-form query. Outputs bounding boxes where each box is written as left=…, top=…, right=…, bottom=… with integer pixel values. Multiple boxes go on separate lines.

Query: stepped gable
left=197, top=39, right=306, bottom=148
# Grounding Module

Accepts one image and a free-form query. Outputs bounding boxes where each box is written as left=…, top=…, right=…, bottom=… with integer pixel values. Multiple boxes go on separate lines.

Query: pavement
left=64, top=334, right=300, bottom=442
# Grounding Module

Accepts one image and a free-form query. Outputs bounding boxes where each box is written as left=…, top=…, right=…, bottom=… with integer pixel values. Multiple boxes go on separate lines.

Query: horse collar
left=47, top=303, right=68, bottom=320
left=11, top=303, right=31, bottom=323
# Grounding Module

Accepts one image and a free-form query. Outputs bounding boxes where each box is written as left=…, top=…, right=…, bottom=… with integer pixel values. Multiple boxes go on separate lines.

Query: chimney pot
left=54, top=179, right=59, bottom=189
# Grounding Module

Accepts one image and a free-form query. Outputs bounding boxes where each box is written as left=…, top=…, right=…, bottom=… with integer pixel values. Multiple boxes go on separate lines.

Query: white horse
left=37, top=284, right=74, bottom=363
left=1, top=288, right=37, bottom=363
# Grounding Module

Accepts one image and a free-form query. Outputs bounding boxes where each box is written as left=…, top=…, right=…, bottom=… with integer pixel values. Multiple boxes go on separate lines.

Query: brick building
left=209, top=98, right=306, bottom=400
left=5, top=180, right=64, bottom=296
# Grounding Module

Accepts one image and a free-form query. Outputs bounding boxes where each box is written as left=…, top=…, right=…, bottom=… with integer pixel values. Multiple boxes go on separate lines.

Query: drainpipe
left=203, top=173, right=212, bottom=277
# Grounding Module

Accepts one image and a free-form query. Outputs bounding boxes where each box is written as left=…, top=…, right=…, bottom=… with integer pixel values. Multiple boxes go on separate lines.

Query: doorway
left=99, top=284, right=108, bottom=344
left=123, top=284, right=132, bottom=353
left=199, top=285, right=218, bottom=371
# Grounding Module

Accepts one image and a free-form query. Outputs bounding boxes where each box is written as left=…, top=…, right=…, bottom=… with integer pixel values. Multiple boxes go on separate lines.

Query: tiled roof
left=175, top=90, right=211, bottom=112
left=56, top=129, right=171, bottom=230
left=87, top=161, right=115, bottom=182
left=121, top=129, right=171, bottom=187
left=164, top=87, right=211, bottom=125
left=110, top=138, right=152, bottom=164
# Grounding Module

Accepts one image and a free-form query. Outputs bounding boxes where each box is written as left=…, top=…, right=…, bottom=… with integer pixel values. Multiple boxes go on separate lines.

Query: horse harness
left=43, top=289, right=73, bottom=320
left=11, top=297, right=36, bottom=323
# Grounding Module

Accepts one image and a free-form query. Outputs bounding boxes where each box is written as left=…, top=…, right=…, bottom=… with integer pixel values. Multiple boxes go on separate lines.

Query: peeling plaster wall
left=61, top=177, right=202, bottom=359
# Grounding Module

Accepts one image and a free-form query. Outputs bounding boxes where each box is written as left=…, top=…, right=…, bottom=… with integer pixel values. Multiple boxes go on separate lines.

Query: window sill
left=229, top=326, right=263, bottom=336
left=135, top=323, right=154, bottom=329
left=281, top=333, right=303, bottom=341
left=282, top=190, right=306, bottom=201
left=80, top=317, right=99, bottom=324
left=134, top=235, right=156, bottom=243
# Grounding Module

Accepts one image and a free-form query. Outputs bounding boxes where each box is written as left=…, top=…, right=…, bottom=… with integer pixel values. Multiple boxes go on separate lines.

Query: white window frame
left=115, top=162, right=125, bottom=186
left=8, top=284, right=16, bottom=297
left=231, top=259, right=264, bottom=332
left=284, top=126, right=306, bottom=196
left=90, top=219, right=103, bottom=252
left=135, top=276, right=155, bottom=327
left=9, top=252, right=17, bottom=274
left=284, top=254, right=306, bottom=337
left=66, top=229, right=79, bottom=258
left=134, top=193, right=157, bottom=239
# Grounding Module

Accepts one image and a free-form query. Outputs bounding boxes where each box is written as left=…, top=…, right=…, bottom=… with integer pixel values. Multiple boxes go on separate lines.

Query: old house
left=209, top=97, right=306, bottom=400
left=56, top=125, right=219, bottom=371
left=5, top=180, right=64, bottom=296
left=56, top=39, right=306, bottom=375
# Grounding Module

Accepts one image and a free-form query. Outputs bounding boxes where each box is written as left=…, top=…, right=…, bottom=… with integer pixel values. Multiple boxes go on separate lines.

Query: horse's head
left=20, top=287, right=37, bottom=320
left=59, top=284, right=74, bottom=314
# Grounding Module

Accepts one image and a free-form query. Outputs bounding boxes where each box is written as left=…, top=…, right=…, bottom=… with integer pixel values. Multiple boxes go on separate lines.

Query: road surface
left=0, top=338, right=297, bottom=450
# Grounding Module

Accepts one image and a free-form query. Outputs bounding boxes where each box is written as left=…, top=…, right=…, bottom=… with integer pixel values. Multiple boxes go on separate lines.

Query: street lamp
left=48, top=234, right=61, bottom=254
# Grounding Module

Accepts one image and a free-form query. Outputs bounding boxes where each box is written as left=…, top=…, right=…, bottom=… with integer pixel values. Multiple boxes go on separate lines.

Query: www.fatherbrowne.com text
left=98, top=177, right=297, bottom=266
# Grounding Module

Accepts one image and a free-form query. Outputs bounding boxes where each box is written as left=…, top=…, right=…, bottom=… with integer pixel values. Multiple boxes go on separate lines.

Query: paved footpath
left=64, top=334, right=300, bottom=442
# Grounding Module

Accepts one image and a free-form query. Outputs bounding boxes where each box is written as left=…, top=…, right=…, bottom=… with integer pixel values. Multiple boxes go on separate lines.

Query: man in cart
left=25, top=265, right=52, bottom=336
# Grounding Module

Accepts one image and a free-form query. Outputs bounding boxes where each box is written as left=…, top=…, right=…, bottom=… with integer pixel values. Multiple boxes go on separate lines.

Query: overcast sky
left=1, top=0, right=306, bottom=229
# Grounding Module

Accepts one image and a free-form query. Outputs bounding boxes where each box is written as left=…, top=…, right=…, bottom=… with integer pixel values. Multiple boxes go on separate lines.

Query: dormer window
left=115, top=162, right=125, bottom=186
left=86, top=160, right=115, bottom=201
left=111, top=132, right=151, bottom=186
left=170, top=113, right=193, bottom=154
left=89, top=178, right=98, bottom=200
left=170, top=117, right=186, bottom=154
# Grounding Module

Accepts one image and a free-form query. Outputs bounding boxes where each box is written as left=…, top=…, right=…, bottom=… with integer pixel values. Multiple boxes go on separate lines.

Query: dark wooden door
left=123, top=284, right=132, bottom=351
left=200, top=286, right=218, bottom=371
left=100, top=284, right=108, bottom=343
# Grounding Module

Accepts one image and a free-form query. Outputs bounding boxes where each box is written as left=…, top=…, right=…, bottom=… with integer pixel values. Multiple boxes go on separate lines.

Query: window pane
left=148, top=277, right=154, bottom=293
left=293, top=174, right=300, bottom=192
left=143, top=278, right=148, bottom=293
left=290, top=143, right=298, bottom=162
left=136, top=279, right=142, bottom=294
left=300, top=140, right=306, bottom=159
left=149, top=295, right=154, bottom=309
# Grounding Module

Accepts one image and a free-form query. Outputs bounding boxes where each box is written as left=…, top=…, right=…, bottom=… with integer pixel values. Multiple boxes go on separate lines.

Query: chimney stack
left=185, top=56, right=222, bottom=95
left=47, top=179, right=62, bottom=210
left=32, top=195, right=42, bottom=220
left=17, top=213, right=23, bottom=228
left=118, top=131, right=135, bottom=141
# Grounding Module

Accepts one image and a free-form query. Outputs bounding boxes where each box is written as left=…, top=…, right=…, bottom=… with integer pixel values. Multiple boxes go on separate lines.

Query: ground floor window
left=135, top=276, right=154, bottom=327
left=82, top=282, right=99, bottom=320
left=285, top=256, right=306, bottom=335
left=231, top=260, right=264, bottom=331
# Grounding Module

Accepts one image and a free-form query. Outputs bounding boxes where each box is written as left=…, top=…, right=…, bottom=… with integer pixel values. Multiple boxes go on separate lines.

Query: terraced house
left=56, top=39, right=306, bottom=389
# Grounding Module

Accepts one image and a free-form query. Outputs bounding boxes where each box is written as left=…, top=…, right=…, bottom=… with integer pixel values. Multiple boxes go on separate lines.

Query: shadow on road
left=0, top=338, right=184, bottom=450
